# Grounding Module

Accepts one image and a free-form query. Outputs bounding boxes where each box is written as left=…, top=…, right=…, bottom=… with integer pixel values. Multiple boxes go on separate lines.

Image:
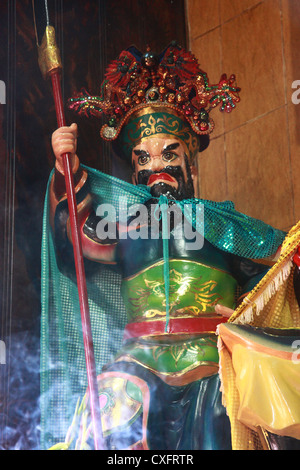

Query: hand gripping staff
left=32, top=1, right=105, bottom=450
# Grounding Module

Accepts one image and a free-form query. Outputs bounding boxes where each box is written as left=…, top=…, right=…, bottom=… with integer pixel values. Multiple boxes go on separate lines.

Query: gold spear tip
left=38, top=25, right=62, bottom=79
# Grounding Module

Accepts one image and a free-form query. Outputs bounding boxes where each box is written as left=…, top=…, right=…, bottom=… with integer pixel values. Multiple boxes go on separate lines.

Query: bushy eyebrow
left=133, top=149, right=149, bottom=156
left=162, top=143, right=180, bottom=152
left=133, top=143, right=180, bottom=157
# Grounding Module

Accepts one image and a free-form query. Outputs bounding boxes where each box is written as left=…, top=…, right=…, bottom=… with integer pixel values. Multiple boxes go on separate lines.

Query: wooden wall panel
left=187, top=0, right=300, bottom=232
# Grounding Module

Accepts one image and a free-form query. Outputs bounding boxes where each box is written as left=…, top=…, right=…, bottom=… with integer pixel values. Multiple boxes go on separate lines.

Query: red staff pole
left=38, top=25, right=104, bottom=450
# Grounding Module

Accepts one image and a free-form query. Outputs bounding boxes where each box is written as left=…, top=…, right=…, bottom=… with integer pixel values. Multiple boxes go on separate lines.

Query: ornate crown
left=68, top=42, right=240, bottom=143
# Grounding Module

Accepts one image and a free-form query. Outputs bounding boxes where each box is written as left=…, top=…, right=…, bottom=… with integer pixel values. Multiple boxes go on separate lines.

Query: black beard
left=136, top=164, right=195, bottom=201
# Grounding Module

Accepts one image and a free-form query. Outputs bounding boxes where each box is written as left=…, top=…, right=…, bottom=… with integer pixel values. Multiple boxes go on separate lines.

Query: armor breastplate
left=121, top=258, right=237, bottom=323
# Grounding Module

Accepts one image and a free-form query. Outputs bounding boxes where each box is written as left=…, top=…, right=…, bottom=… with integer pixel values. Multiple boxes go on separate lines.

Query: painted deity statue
left=41, top=44, right=300, bottom=450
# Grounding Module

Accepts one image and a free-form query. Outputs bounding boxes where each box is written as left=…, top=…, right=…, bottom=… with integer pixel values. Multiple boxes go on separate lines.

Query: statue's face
left=131, top=137, right=195, bottom=200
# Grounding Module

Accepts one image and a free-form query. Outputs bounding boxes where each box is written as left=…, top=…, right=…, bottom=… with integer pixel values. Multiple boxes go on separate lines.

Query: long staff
left=32, top=1, right=104, bottom=450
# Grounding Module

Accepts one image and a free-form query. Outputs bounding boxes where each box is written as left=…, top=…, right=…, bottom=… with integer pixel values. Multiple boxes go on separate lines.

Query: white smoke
left=0, top=331, right=41, bottom=450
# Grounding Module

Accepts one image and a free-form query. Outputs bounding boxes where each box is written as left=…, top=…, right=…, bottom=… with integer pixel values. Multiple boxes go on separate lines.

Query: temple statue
left=41, top=43, right=300, bottom=450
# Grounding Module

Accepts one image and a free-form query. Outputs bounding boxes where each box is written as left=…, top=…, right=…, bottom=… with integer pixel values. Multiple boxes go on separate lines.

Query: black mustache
left=137, top=165, right=185, bottom=185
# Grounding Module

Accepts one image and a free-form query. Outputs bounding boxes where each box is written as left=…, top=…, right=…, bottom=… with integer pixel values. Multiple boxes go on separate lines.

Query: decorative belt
left=123, top=316, right=228, bottom=340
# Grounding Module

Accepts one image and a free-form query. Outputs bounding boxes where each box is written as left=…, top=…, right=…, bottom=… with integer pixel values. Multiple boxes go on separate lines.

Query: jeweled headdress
left=68, top=42, right=240, bottom=160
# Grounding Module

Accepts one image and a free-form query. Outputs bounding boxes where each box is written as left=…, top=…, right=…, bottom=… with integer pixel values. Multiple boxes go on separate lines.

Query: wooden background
left=187, top=0, right=300, bottom=233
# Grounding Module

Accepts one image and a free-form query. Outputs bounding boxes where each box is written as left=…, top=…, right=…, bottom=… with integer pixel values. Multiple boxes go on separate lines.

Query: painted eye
left=162, top=152, right=177, bottom=163
left=138, top=154, right=150, bottom=165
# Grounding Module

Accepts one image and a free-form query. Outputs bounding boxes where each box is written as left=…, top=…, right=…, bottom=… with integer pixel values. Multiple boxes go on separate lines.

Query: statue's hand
left=51, top=123, right=78, bottom=174
left=215, top=304, right=234, bottom=318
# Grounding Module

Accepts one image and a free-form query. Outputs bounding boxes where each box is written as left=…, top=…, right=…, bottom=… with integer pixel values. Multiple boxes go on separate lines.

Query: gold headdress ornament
left=68, top=42, right=241, bottom=161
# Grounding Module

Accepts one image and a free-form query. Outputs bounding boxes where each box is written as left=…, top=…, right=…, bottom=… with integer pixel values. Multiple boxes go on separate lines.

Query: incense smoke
left=0, top=331, right=41, bottom=450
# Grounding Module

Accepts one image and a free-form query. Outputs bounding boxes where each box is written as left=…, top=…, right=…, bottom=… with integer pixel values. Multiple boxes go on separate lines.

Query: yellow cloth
left=233, top=346, right=300, bottom=439
left=218, top=335, right=263, bottom=450
left=218, top=220, right=300, bottom=449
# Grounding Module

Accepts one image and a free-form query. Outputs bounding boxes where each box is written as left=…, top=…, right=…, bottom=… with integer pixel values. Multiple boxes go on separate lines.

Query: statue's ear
left=190, top=165, right=197, bottom=181
left=190, top=164, right=199, bottom=197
